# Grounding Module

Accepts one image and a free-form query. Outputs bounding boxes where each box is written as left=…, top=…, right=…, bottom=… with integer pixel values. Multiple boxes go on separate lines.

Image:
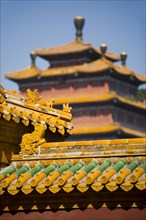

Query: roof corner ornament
left=74, top=16, right=85, bottom=41
left=63, top=103, right=72, bottom=113
left=100, top=44, right=107, bottom=58
left=20, top=123, right=46, bottom=155
left=120, top=52, right=127, bottom=66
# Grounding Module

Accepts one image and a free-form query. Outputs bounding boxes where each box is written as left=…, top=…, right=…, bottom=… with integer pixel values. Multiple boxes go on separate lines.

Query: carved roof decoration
left=0, top=138, right=145, bottom=202
left=5, top=58, right=146, bottom=85
left=0, top=86, right=73, bottom=137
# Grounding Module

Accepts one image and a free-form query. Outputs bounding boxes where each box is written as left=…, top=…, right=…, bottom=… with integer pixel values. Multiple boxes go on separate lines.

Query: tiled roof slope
left=5, top=58, right=146, bottom=84
left=73, top=124, right=146, bottom=138
left=53, top=92, right=146, bottom=111
left=0, top=86, right=73, bottom=137
left=0, top=138, right=145, bottom=198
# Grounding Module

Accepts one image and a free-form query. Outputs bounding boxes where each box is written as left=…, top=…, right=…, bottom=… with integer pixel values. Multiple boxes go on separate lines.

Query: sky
left=0, top=0, right=146, bottom=91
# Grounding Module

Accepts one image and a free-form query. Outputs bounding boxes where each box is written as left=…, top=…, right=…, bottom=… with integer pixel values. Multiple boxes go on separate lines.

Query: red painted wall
left=1, top=208, right=146, bottom=220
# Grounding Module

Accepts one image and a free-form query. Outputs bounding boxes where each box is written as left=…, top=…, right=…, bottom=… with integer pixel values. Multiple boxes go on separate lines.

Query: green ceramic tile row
left=14, top=165, right=29, bottom=177
left=0, top=166, right=16, bottom=179
left=98, top=160, right=111, bottom=172
left=84, top=160, right=98, bottom=173
left=69, top=161, right=84, bottom=174
left=127, top=158, right=140, bottom=172
left=42, top=163, right=57, bottom=176
left=57, top=162, right=72, bottom=174
left=113, top=159, right=126, bottom=172
left=29, top=164, right=44, bottom=177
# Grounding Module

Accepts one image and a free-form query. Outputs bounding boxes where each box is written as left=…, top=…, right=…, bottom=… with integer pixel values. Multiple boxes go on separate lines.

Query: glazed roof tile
left=5, top=58, right=146, bottom=84
left=0, top=86, right=73, bottom=136
left=0, top=138, right=145, bottom=196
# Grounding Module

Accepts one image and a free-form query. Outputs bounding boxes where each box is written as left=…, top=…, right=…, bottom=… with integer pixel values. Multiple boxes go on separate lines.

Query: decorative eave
left=5, top=66, right=41, bottom=81
left=72, top=123, right=146, bottom=138
left=76, top=58, right=146, bottom=84
left=5, top=58, right=146, bottom=86
left=0, top=86, right=73, bottom=139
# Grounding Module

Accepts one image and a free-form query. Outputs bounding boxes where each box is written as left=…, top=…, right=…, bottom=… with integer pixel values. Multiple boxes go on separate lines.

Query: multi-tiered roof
left=4, top=17, right=146, bottom=140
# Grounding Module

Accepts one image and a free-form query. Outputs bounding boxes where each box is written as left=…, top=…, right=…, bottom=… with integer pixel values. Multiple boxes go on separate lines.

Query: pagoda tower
left=5, top=16, right=146, bottom=140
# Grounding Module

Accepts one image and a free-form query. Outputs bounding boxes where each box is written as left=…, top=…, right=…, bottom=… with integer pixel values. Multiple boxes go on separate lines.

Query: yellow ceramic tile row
left=41, top=137, right=145, bottom=149
left=0, top=180, right=143, bottom=196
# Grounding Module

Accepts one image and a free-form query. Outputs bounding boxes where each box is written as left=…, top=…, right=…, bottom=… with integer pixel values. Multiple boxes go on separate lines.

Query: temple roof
left=0, top=138, right=145, bottom=200
left=31, top=41, right=120, bottom=61
left=5, top=58, right=146, bottom=85
left=33, top=41, right=92, bottom=56
left=73, top=123, right=146, bottom=138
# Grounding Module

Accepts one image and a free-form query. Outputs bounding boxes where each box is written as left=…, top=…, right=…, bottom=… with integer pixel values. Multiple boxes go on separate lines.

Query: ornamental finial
left=100, top=44, right=107, bottom=58
left=74, top=16, right=85, bottom=41
left=121, top=52, right=127, bottom=66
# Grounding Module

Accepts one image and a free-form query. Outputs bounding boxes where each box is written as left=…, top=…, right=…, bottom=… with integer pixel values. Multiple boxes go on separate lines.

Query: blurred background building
left=5, top=17, right=146, bottom=141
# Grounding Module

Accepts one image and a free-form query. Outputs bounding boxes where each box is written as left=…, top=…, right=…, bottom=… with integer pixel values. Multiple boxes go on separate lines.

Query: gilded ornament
left=20, top=123, right=46, bottom=155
